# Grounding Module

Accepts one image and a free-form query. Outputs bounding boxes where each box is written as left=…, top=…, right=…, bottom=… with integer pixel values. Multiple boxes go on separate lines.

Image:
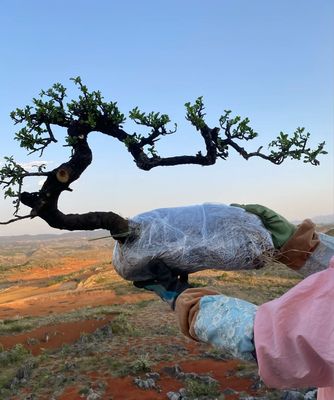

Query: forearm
left=276, top=219, right=320, bottom=272
left=176, top=259, right=334, bottom=389
left=233, top=204, right=333, bottom=276
left=296, top=232, right=334, bottom=276
left=255, top=257, right=334, bottom=389
left=175, top=288, right=257, bottom=362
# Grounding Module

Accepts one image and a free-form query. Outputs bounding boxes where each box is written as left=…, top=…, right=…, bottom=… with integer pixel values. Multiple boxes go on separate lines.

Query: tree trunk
left=20, top=131, right=130, bottom=241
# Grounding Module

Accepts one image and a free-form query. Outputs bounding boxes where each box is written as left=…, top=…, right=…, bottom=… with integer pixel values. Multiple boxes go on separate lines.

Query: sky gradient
left=1, top=0, right=333, bottom=235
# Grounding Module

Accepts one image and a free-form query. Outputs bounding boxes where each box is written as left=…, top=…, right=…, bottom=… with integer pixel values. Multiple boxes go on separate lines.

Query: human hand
left=133, top=259, right=191, bottom=309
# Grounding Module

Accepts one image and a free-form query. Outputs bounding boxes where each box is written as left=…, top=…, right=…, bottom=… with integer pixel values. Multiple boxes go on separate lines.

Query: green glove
left=231, top=203, right=296, bottom=248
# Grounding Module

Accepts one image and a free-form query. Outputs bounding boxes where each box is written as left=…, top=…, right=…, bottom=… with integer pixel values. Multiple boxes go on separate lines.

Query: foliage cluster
left=0, top=77, right=327, bottom=226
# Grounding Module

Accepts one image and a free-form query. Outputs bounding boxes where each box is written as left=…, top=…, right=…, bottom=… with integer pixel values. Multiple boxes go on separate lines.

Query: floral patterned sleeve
left=193, top=294, right=257, bottom=362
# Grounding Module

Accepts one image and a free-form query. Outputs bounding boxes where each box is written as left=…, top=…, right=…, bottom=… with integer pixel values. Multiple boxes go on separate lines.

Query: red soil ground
left=2, top=258, right=261, bottom=400
left=0, top=287, right=152, bottom=319
left=0, top=317, right=115, bottom=356
left=6, top=258, right=99, bottom=282
left=58, top=359, right=257, bottom=400
left=0, top=254, right=153, bottom=318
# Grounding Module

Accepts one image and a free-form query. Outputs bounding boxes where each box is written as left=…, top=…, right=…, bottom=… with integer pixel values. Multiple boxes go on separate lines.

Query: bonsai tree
left=0, top=77, right=327, bottom=242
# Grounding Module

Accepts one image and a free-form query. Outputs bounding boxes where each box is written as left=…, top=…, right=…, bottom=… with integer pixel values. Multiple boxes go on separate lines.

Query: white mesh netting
left=113, top=203, right=274, bottom=281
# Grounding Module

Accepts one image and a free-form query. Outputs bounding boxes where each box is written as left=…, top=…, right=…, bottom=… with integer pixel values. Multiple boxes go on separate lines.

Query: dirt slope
left=0, top=234, right=308, bottom=399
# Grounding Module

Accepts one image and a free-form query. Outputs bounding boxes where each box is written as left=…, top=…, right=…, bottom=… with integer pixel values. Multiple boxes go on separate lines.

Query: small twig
left=14, top=178, right=24, bottom=214
left=0, top=215, right=32, bottom=225
left=88, top=230, right=131, bottom=241
left=88, top=235, right=112, bottom=241
left=27, top=139, right=52, bottom=156
left=22, top=171, right=50, bottom=178
left=45, top=123, right=58, bottom=143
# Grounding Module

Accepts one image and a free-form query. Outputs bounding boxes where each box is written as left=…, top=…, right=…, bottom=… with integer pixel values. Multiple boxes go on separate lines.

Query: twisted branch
left=0, top=78, right=327, bottom=237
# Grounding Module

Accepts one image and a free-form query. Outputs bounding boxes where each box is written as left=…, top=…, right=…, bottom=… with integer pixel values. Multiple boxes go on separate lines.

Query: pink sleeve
left=318, top=387, right=334, bottom=400
left=254, top=256, right=334, bottom=389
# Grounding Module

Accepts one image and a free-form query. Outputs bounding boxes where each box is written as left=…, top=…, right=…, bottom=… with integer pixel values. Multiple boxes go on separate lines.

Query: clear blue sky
left=1, top=0, right=333, bottom=235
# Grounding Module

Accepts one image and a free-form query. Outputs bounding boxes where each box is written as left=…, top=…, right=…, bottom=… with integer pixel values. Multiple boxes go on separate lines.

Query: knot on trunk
left=56, top=168, right=70, bottom=183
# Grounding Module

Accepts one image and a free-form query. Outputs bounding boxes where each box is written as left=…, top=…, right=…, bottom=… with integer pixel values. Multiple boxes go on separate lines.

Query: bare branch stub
left=0, top=77, right=327, bottom=238
left=0, top=214, right=32, bottom=225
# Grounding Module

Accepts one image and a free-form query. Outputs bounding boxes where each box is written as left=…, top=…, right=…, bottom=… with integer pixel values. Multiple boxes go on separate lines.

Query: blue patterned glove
left=194, top=294, right=257, bottom=361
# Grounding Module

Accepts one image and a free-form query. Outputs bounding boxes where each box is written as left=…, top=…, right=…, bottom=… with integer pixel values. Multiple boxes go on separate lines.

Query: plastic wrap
left=113, top=203, right=274, bottom=281
left=301, top=233, right=334, bottom=276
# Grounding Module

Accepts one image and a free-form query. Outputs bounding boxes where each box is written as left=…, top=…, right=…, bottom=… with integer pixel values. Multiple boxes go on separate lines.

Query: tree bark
left=20, top=130, right=129, bottom=241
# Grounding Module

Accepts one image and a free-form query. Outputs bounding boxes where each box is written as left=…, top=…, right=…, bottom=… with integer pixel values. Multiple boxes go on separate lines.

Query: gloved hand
left=133, top=259, right=192, bottom=310
left=231, top=203, right=296, bottom=248
left=193, top=293, right=258, bottom=362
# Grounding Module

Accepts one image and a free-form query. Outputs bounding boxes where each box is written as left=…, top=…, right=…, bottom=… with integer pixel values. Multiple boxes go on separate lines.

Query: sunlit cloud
left=15, top=161, right=53, bottom=188
left=19, top=160, right=53, bottom=171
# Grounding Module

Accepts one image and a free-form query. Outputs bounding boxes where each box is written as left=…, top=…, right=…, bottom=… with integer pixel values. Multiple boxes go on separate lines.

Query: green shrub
left=0, top=344, right=30, bottom=367
left=130, top=354, right=152, bottom=374
left=110, top=313, right=138, bottom=336
left=185, top=378, right=220, bottom=399
left=0, top=318, right=35, bottom=334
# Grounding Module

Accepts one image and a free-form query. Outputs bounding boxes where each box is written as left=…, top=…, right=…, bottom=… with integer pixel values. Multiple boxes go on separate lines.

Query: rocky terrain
left=0, top=230, right=330, bottom=399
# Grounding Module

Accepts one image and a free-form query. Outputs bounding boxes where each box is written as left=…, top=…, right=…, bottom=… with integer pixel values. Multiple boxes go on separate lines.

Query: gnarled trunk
left=20, top=127, right=129, bottom=241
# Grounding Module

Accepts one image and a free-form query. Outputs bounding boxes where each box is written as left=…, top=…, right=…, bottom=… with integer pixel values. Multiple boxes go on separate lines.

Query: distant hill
left=0, top=230, right=112, bottom=243
left=292, top=214, right=334, bottom=225
left=311, top=214, right=334, bottom=224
